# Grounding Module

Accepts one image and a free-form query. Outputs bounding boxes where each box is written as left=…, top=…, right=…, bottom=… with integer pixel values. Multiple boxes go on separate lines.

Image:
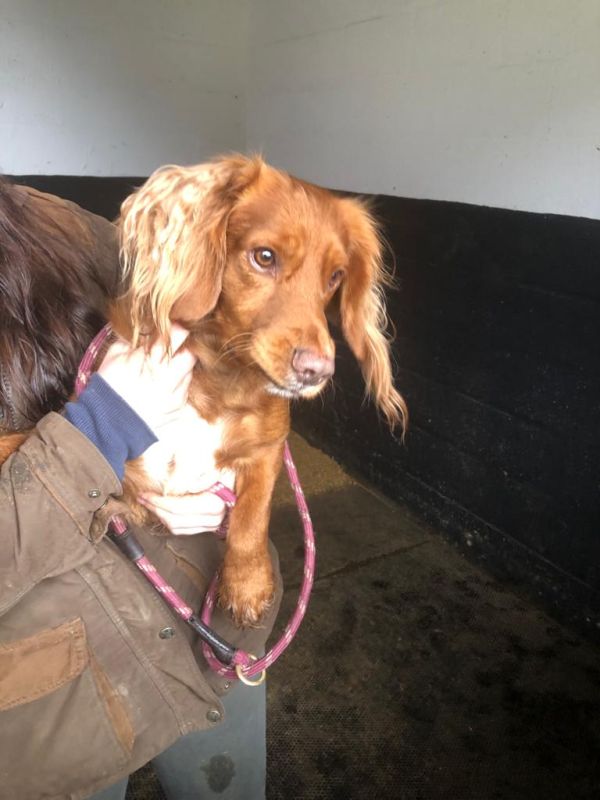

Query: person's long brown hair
left=0, top=179, right=106, bottom=429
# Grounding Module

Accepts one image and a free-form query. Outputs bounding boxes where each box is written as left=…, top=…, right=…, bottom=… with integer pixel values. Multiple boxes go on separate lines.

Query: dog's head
left=116, top=155, right=406, bottom=430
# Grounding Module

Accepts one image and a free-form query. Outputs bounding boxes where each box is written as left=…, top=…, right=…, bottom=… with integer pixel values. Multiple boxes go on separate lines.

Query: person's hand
left=98, top=324, right=195, bottom=435
left=139, top=486, right=229, bottom=535
left=98, top=325, right=236, bottom=535
left=140, top=465, right=235, bottom=535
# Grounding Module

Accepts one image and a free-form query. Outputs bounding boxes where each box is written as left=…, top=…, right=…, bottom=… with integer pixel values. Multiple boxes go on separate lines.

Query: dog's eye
left=328, top=269, right=345, bottom=290
left=249, top=247, right=278, bottom=272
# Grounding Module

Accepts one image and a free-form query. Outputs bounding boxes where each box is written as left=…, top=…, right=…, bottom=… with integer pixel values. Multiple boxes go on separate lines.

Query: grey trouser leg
left=86, top=678, right=265, bottom=800
left=152, top=678, right=266, bottom=800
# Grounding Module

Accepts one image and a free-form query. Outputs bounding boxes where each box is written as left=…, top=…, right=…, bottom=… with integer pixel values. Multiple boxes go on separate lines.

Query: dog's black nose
left=292, top=348, right=335, bottom=386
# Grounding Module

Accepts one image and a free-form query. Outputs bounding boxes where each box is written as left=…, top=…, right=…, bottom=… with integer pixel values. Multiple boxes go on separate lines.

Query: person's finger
left=100, top=339, right=138, bottom=366
left=169, top=522, right=223, bottom=536
left=169, top=323, right=190, bottom=353
left=168, top=348, right=197, bottom=380
left=145, top=504, right=224, bottom=534
left=146, top=342, right=196, bottom=383
left=103, top=339, right=129, bottom=357
left=147, top=324, right=191, bottom=364
left=139, top=491, right=226, bottom=518
left=166, top=470, right=231, bottom=495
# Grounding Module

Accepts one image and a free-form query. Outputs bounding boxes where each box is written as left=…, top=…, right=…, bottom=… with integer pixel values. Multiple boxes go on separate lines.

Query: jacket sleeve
left=0, top=413, right=121, bottom=616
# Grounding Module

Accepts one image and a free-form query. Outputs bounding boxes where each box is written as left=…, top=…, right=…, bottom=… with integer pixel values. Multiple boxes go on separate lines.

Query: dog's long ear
left=116, top=154, right=263, bottom=347
left=336, top=197, right=407, bottom=432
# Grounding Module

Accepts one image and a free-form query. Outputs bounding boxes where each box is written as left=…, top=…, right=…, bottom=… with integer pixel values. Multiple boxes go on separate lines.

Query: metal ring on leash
left=235, top=656, right=266, bottom=687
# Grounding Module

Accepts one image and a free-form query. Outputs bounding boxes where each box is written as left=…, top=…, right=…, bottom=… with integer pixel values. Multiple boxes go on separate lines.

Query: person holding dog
left=0, top=181, right=279, bottom=800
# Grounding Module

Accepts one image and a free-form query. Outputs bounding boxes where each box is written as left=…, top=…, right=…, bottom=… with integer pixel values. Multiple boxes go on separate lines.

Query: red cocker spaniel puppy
left=1, top=155, right=406, bottom=626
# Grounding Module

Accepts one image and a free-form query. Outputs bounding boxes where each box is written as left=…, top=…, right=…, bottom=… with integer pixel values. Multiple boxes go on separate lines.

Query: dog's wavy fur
left=0, top=179, right=106, bottom=460
left=1, top=156, right=406, bottom=625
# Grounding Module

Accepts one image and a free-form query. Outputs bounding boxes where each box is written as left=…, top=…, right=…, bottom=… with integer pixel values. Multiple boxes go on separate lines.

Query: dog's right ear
left=115, top=154, right=264, bottom=348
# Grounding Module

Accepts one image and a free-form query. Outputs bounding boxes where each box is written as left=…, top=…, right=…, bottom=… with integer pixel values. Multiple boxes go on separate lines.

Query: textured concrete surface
left=128, top=432, right=599, bottom=800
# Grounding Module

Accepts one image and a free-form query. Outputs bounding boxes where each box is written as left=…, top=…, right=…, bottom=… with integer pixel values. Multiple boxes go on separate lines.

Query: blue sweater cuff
left=64, top=374, right=157, bottom=480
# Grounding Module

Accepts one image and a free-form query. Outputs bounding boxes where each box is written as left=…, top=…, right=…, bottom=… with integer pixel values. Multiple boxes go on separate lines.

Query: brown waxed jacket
left=0, top=188, right=282, bottom=800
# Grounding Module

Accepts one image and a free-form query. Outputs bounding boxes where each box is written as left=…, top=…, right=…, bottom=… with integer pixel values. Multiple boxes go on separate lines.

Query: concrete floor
left=129, top=432, right=599, bottom=800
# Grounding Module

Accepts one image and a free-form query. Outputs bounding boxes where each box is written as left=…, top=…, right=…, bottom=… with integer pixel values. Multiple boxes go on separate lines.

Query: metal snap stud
left=158, top=626, right=175, bottom=639
left=88, top=489, right=101, bottom=498
left=206, top=708, right=222, bottom=723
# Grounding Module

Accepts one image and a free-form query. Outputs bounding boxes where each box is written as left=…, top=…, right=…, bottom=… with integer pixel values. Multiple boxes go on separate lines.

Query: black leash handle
left=107, top=519, right=238, bottom=665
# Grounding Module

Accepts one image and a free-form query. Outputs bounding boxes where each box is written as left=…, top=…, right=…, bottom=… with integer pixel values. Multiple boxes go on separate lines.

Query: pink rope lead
left=75, top=324, right=114, bottom=395
left=201, top=442, right=316, bottom=682
left=76, top=324, right=316, bottom=683
left=108, top=513, right=243, bottom=666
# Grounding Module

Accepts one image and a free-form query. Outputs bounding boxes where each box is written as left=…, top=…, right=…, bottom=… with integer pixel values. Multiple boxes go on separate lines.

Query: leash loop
left=199, top=442, right=316, bottom=681
left=77, top=323, right=315, bottom=684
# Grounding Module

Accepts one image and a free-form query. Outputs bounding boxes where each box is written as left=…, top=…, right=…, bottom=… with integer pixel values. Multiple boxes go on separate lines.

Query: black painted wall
left=12, top=174, right=143, bottom=221
left=11, top=175, right=600, bottom=636
left=294, top=196, right=600, bottom=638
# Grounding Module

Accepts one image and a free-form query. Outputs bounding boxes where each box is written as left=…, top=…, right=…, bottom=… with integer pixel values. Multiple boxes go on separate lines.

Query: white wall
left=1, top=1, right=598, bottom=218
left=0, top=0, right=248, bottom=175
left=245, top=0, right=600, bottom=219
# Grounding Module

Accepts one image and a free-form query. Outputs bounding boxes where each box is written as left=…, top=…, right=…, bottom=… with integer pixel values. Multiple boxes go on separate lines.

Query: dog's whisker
left=218, top=332, right=253, bottom=355
left=214, top=341, right=255, bottom=367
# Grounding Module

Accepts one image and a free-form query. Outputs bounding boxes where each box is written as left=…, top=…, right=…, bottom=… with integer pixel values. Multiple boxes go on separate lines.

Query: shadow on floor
left=128, top=433, right=600, bottom=800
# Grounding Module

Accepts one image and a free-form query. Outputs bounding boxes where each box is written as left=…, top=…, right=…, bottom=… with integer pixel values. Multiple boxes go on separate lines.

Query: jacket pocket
left=0, top=618, right=87, bottom=710
left=0, top=618, right=134, bottom=800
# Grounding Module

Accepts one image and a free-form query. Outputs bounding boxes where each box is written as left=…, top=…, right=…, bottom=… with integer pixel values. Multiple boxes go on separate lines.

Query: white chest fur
left=140, top=404, right=235, bottom=496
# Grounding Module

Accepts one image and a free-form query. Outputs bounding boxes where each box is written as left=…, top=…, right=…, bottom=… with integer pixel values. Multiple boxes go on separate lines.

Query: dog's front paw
left=218, top=553, right=274, bottom=627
